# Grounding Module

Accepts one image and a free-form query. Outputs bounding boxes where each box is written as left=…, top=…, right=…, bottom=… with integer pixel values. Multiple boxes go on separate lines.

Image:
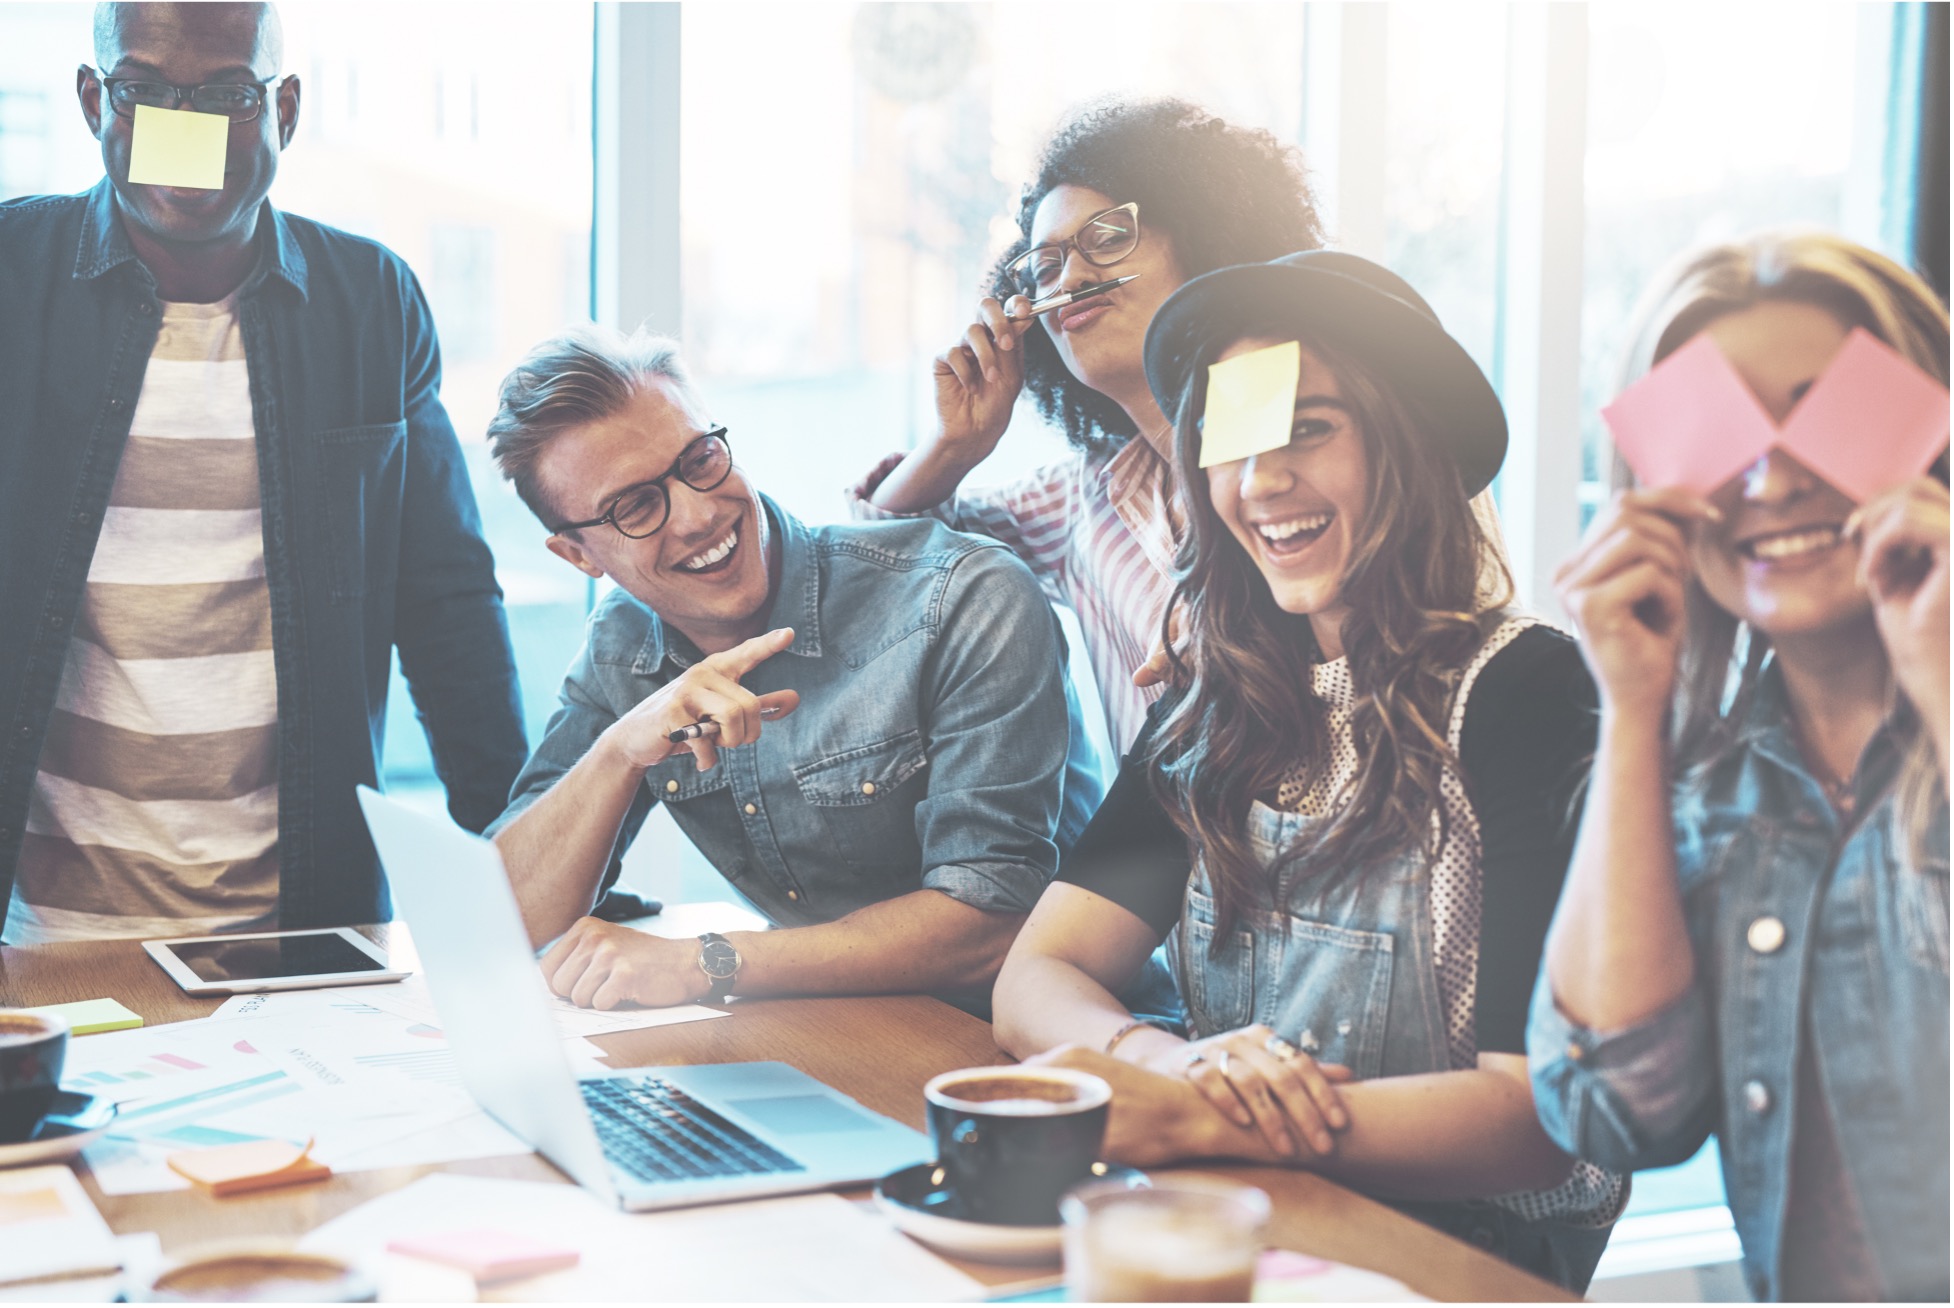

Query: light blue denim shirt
left=490, top=500, right=1094, bottom=933
left=1528, top=668, right=1950, bottom=1301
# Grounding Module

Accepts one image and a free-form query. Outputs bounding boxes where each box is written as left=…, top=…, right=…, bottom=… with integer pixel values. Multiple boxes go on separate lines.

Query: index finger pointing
left=711, top=627, right=796, bottom=680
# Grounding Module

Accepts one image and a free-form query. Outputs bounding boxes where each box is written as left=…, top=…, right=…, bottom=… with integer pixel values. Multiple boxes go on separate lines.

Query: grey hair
left=487, top=327, right=698, bottom=527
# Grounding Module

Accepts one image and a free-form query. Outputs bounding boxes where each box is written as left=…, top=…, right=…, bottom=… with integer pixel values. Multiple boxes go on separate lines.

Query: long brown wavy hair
left=1619, top=230, right=1950, bottom=865
left=1147, top=326, right=1514, bottom=939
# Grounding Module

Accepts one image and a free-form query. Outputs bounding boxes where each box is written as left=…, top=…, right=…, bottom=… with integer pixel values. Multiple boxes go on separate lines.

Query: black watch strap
left=698, top=931, right=741, bottom=1000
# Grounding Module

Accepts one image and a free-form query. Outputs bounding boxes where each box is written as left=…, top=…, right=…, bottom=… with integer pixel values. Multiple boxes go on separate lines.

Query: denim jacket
left=489, top=502, right=1090, bottom=931
left=1529, top=669, right=1950, bottom=1301
left=0, top=182, right=527, bottom=934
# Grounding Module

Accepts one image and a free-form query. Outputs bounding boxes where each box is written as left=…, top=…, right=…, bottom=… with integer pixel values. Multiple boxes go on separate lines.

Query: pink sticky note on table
left=1602, top=335, right=1778, bottom=495
left=1603, top=328, right=1950, bottom=502
left=1774, top=328, right=1951, bottom=503
left=387, top=1229, right=580, bottom=1284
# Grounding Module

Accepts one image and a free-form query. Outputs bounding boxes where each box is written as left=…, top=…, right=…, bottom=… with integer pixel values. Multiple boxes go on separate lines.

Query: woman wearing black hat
left=992, top=251, right=1622, bottom=1289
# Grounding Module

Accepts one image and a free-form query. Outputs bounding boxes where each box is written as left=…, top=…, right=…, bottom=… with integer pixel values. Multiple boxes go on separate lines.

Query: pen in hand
left=667, top=704, right=787, bottom=744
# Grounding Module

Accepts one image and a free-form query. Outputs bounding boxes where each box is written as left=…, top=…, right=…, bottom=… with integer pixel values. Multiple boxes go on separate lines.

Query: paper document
left=0, top=1166, right=120, bottom=1288
left=302, top=1174, right=986, bottom=1302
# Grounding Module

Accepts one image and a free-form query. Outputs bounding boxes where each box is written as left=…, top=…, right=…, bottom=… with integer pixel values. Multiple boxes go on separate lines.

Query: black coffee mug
left=0, top=1009, right=69, bottom=1143
left=924, top=1066, right=1112, bottom=1226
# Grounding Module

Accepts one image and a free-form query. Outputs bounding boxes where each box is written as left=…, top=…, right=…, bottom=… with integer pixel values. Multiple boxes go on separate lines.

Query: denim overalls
left=1167, top=620, right=1617, bottom=1290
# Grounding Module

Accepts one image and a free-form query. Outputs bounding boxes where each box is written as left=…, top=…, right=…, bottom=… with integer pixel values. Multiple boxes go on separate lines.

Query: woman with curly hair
left=991, top=251, right=1624, bottom=1291
left=849, top=97, right=1323, bottom=755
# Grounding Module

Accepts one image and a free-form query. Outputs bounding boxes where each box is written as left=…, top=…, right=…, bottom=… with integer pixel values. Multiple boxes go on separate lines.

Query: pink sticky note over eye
left=1602, top=335, right=1778, bottom=495
left=1603, top=328, right=1951, bottom=502
left=1775, top=328, right=1951, bottom=503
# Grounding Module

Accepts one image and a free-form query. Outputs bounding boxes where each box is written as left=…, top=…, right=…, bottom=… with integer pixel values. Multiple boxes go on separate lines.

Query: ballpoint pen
left=1022, top=274, right=1140, bottom=318
left=667, top=704, right=787, bottom=744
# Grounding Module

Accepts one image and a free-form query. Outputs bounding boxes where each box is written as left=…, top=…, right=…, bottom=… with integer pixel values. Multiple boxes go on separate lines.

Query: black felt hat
left=1142, top=250, right=1508, bottom=496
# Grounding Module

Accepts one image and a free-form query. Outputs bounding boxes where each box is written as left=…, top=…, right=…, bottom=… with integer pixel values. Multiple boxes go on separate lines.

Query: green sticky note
left=1198, top=339, right=1301, bottom=469
left=22, top=997, right=144, bottom=1036
left=127, top=103, right=229, bottom=190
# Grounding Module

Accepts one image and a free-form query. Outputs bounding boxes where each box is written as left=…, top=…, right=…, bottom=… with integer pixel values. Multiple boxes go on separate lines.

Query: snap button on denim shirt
left=489, top=503, right=1088, bottom=929
left=0, top=182, right=527, bottom=934
left=1528, top=670, right=1951, bottom=1301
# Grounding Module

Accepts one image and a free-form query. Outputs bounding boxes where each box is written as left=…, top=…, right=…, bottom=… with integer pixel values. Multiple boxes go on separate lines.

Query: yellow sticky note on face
left=127, top=103, right=229, bottom=189
left=1199, top=340, right=1302, bottom=469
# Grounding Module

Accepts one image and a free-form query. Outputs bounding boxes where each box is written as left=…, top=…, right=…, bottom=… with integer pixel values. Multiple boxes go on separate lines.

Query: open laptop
left=355, top=786, right=931, bottom=1211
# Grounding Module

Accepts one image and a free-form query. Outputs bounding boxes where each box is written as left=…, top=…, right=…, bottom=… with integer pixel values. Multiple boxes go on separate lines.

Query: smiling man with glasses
left=483, top=328, right=1095, bottom=1016
left=0, top=3, right=526, bottom=943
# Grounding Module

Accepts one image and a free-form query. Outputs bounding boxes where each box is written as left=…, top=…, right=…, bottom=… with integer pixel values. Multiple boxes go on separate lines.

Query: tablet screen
left=163, top=932, right=387, bottom=983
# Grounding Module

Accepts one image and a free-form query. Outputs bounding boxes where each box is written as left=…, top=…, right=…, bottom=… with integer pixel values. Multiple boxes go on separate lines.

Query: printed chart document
left=302, top=1174, right=986, bottom=1302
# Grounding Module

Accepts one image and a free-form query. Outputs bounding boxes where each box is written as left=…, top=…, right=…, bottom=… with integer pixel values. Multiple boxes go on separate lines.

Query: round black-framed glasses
left=549, top=427, right=734, bottom=539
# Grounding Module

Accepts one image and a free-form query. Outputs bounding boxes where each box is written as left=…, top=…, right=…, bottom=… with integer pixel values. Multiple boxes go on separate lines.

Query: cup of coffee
left=1062, top=1175, right=1270, bottom=1301
left=923, top=1065, right=1112, bottom=1226
left=0, top=1009, right=69, bottom=1143
left=127, top=1243, right=376, bottom=1303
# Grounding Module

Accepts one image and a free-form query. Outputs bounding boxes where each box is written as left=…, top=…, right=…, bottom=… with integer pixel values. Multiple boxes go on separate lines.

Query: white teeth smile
left=1743, top=526, right=1841, bottom=561
left=1258, top=513, right=1333, bottom=544
left=679, top=526, right=738, bottom=572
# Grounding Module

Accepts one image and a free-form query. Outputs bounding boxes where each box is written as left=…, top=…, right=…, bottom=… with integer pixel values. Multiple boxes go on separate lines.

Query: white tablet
left=142, top=927, right=410, bottom=996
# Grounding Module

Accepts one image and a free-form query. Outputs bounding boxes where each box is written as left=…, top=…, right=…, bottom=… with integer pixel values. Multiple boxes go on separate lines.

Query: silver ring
left=1264, top=1033, right=1300, bottom=1063
left=1217, top=1048, right=1234, bottom=1080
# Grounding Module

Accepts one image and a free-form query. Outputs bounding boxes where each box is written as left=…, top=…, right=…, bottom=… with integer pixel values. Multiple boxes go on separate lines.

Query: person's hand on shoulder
left=933, top=295, right=1036, bottom=461
left=1555, top=488, right=1720, bottom=720
left=1850, top=476, right=1951, bottom=766
left=602, top=627, right=801, bottom=773
left=540, top=917, right=712, bottom=1009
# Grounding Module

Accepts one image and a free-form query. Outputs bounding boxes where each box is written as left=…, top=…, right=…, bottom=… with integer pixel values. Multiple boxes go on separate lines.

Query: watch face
left=701, top=939, right=740, bottom=979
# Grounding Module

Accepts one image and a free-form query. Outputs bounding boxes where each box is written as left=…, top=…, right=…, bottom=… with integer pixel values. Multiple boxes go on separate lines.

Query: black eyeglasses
left=1004, top=202, right=1142, bottom=300
left=92, top=68, right=282, bottom=124
left=550, top=428, right=734, bottom=539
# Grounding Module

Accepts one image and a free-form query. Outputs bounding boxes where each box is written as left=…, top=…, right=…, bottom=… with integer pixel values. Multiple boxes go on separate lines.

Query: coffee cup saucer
left=0, top=1089, right=118, bottom=1169
left=874, top=1161, right=1148, bottom=1265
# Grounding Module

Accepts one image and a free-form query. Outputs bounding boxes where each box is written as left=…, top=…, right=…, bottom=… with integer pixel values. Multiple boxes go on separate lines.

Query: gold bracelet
left=1104, top=1018, right=1158, bottom=1057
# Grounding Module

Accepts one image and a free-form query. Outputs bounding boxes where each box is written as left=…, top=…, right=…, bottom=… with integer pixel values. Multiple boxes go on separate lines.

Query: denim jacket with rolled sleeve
left=488, top=501, right=1094, bottom=941
left=0, top=181, right=527, bottom=935
left=1528, top=668, right=1950, bottom=1301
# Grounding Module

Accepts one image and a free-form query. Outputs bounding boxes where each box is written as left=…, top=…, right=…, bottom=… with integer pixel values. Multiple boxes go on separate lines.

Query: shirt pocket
left=315, top=420, right=406, bottom=602
left=1267, top=913, right=1396, bottom=1081
left=792, top=730, right=929, bottom=871
left=1180, top=887, right=1256, bottom=1038
left=1900, top=855, right=1950, bottom=976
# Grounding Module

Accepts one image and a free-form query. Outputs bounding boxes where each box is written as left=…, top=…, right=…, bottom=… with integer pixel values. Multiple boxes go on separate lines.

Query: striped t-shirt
left=8, top=295, right=279, bottom=944
left=850, top=437, right=1182, bottom=755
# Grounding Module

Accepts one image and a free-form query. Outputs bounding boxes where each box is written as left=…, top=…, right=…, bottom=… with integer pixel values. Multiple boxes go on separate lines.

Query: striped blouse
left=848, top=437, right=1183, bottom=755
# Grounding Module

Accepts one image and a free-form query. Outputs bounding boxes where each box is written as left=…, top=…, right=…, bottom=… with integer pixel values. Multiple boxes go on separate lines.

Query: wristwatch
left=697, top=932, right=741, bottom=1001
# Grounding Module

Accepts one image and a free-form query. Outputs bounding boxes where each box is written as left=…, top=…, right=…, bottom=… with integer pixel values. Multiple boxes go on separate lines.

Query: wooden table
left=1, top=930, right=1570, bottom=1302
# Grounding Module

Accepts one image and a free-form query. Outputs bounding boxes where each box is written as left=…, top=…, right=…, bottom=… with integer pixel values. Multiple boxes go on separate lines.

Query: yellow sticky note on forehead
left=1198, top=340, right=1301, bottom=468
left=127, top=103, right=229, bottom=190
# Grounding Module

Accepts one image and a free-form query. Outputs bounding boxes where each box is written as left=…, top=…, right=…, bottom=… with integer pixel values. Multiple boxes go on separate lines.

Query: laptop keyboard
left=582, top=1078, right=805, bottom=1184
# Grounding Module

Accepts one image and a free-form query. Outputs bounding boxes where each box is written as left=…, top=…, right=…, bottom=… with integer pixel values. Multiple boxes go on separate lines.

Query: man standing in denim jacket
left=0, top=3, right=525, bottom=942
left=485, top=329, right=1088, bottom=1015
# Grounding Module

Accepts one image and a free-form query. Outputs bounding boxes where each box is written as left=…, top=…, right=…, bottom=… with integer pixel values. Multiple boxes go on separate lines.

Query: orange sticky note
left=127, top=103, right=228, bottom=190
left=1200, top=340, right=1301, bottom=468
left=166, top=1137, right=331, bottom=1196
left=0, top=1185, right=66, bottom=1225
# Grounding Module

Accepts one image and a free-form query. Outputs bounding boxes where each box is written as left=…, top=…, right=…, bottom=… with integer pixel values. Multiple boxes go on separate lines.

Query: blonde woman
left=1530, top=231, right=1949, bottom=1301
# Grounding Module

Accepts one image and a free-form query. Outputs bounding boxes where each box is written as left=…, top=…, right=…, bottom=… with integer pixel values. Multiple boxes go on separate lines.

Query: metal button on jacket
left=744, top=803, right=757, bottom=815
left=666, top=779, right=679, bottom=793
left=1747, top=915, right=1786, bottom=954
left=1743, top=1079, right=1772, bottom=1114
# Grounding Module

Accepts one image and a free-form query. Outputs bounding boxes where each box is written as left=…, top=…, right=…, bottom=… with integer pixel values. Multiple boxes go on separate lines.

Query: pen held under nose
left=1021, top=274, right=1141, bottom=318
